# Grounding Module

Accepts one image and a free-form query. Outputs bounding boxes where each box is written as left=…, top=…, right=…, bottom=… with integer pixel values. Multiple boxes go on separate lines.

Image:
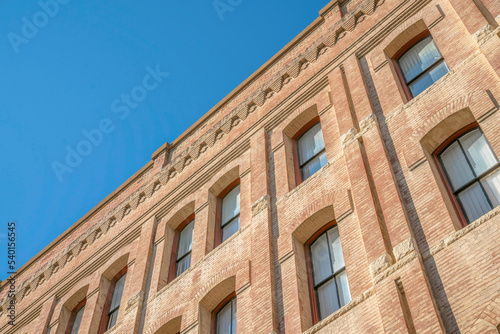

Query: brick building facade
left=2, top=0, right=500, bottom=333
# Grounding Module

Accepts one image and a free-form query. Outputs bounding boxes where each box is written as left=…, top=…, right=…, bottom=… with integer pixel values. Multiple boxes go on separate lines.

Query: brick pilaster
left=33, top=296, right=56, bottom=333
left=328, top=66, right=392, bottom=273
left=119, top=216, right=156, bottom=333
left=343, top=54, right=412, bottom=248
left=249, top=128, right=277, bottom=333
left=75, top=272, right=107, bottom=334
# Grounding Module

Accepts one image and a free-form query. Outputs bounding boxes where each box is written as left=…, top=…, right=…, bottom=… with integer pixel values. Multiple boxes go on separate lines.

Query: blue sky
left=0, top=0, right=329, bottom=279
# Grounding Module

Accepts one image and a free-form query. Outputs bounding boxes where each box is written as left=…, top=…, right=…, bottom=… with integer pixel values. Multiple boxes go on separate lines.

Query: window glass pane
left=221, top=217, right=240, bottom=243
left=107, top=310, right=118, bottom=330
left=482, top=169, right=500, bottom=207
left=399, top=36, right=442, bottom=82
left=310, top=234, right=333, bottom=284
left=216, top=302, right=232, bottom=334
left=458, top=182, right=492, bottom=222
left=70, top=305, right=85, bottom=334
left=335, top=270, right=351, bottom=307
left=231, top=299, right=237, bottom=334
left=298, top=123, right=325, bottom=166
left=408, top=61, right=448, bottom=96
left=440, top=141, right=475, bottom=190
left=459, top=129, right=498, bottom=176
left=300, top=151, right=327, bottom=181
left=327, top=227, right=345, bottom=273
left=222, top=185, right=240, bottom=225
left=177, top=220, right=194, bottom=259
left=317, top=278, right=340, bottom=320
left=176, top=253, right=191, bottom=277
left=109, top=273, right=126, bottom=311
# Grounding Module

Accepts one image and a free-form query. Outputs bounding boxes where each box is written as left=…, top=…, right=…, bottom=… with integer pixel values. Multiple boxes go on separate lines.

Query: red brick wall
left=2, top=0, right=499, bottom=333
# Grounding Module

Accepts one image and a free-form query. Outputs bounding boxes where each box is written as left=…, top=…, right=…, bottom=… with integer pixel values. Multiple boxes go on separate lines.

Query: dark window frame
left=168, top=213, right=195, bottom=282
left=292, top=116, right=326, bottom=185
left=175, top=216, right=195, bottom=278
left=435, top=126, right=500, bottom=225
left=215, top=179, right=240, bottom=246
left=66, top=298, right=86, bottom=334
left=98, top=267, right=128, bottom=333
left=212, top=293, right=237, bottom=334
left=392, top=31, right=448, bottom=101
left=305, top=221, right=348, bottom=324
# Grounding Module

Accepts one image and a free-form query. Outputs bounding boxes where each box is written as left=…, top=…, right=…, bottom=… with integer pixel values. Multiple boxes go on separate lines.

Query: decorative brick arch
left=162, top=200, right=195, bottom=231
left=268, top=88, right=331, bottom=191
left=99, top=247, right=131, bottom=280
left=384, top=19, right=428, bottom=58
left=144, top=306, right=184, bottom=334
left=147, top=262, right=246, bottom=334
left=275, top=193, right=347, bottom=333
left=208, top=165, right=240, bottom=197
left=416, top=90, right=497, bottom=145
left=60, top=279, right=91, bottom=311
left=154, top=199, right=196, bottom=292
left=195, top=260, right=250, bottom=310
left=291, top=193, right=335, bottom=244
left=283, top=104, right=320, bottom=139
left=418, top=96, right=477, bottom=154
left=50, top=280, right=91, bottom=334
left=189, top=261, right=250, bottom=334
left=467, top=294, right=500, bottom=334
left=204, top=161, right=249, bottom=254
left=404, top=90, right=497, bottom=169
left=278, top=189, right=352, bottom=261
left=371, top=4, right=444, bottom=70
left=272, top=88, right=330, bottom=146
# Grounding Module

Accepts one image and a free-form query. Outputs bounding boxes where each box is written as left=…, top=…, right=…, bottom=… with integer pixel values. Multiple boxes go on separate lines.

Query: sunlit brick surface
left=2, top=0, right=499, bottom=333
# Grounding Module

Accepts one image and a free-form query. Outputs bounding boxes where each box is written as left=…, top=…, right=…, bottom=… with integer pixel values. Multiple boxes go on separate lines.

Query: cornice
left=0, top=226, right=140, bottom=333
left=1, top=161, right=153, bottom=291
left=152, top=139, right=251, bottom=220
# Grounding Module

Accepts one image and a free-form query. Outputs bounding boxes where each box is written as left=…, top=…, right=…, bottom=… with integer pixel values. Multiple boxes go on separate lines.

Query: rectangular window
left=106, top=273, right=126, bottom=330
left=220, top=185, right=240, bottom=243
left=438, top=128, right=500, bottom=223
left=397, top=36, right=449, bottom=97
left=297, top=122, right=327, bottom=181
left=175, top=219, right=194, bottom=277
left=309, top=225, right=350, bottom=321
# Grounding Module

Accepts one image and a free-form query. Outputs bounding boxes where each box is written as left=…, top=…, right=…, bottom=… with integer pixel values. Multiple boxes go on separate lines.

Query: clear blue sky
left=0, top=0, right=329, bottom=279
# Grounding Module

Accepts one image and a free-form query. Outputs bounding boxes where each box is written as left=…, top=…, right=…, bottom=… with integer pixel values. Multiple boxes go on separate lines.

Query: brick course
left=2, top=0, right=499, bottom=333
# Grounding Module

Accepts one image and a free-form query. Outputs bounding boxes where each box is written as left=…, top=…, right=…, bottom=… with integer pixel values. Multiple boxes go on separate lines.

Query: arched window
left=219, top=183, right=240, bottom=243
left=296, top=121, right=327, bottom=182
left=67, top=300, right=86, bottom=334
left=101, top=269, right=127, bottom=332
left=437, top=127, right=500, bottom=223
left=174, top=218, right=194, bottom=277
left=214, top=297, right=237, bottom=334
left=396, top=34, right=449, bottom=98
left=308, top=225, right=350, bottom=321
